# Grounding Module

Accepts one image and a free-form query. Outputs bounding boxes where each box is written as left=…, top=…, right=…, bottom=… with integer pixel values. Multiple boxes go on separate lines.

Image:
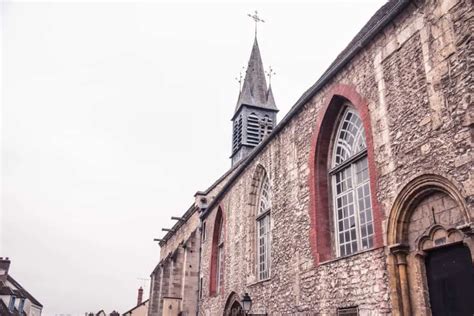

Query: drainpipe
left=196, top=210, right=205, bottom=316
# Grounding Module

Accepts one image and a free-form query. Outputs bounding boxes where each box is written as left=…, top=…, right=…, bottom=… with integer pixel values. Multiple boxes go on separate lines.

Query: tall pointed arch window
left=216, top=216, right=224, bottom=293
left=257, top=173, right=271, bottom=280
left=210, top=209, right=224, bottom=295
left=330, top=106, right=373, bottom=257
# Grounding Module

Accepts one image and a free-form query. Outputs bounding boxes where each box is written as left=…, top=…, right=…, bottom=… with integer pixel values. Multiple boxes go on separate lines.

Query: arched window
left=257, top=173, right=271, bottom=280
left=330, top=106, right=373, bottom=257
left=210, top=209, right=224, bottom=295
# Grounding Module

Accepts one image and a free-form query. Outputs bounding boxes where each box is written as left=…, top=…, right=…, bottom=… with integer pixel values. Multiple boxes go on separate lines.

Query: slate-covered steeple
left=231, top=38, right=278, bottom=166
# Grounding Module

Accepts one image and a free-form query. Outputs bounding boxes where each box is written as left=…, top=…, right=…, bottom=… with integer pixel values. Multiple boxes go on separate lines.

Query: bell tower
left=231, top=37, right=278, bottom=165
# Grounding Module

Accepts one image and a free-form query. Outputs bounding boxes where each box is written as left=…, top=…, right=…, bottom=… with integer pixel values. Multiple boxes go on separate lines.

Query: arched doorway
left=224, top=292, right=244, bottom=316
left=387, top=174, right=474, bottom=315
left=228, top=301, right=244, bottom=316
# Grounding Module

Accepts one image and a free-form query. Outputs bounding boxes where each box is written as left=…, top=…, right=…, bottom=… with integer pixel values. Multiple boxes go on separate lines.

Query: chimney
left=0, top=257, right=11, bottom=282
left=137, top=287, right=143, bottom=305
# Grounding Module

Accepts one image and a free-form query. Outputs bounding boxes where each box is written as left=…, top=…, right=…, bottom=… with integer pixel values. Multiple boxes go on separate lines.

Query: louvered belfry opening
left=232, top=115, right=243, bottom=153
left=261, top=115, right=273, bottom=139
left=230, top=37, right=278, bottom=166
left=247, top=113, right=260, bottom=146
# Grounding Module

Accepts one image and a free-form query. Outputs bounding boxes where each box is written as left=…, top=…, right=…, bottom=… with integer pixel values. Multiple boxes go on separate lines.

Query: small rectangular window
left=337, top=306, right=358, bottom=316
left=199, top=277, right=203, bottom=299
left=8, top=296, right=16, bottom=312
left=201, top=221, right=206, bottom=242
left=18, top=299, right=25, bottom=313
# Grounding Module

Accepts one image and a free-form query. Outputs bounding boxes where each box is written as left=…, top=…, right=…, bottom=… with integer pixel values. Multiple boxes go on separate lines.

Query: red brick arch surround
left=209, top=206, right=224, bottom=296
left=308, top=83, right=383, bottom=265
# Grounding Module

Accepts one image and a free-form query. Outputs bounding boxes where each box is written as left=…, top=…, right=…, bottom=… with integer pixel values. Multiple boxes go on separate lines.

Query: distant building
left=0, top=257, right=43, bottom=316
left=123, top=287, right=149, bottom=316
left=86, top=310, right=119, bottom=316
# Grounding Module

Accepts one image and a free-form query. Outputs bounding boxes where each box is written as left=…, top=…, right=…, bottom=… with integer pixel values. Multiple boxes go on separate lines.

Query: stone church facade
left=148, top=0, right=473, bottom=315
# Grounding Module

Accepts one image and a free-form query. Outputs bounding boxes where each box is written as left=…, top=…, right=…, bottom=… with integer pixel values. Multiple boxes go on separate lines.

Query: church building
left=148, top=0, right=473, bottom=315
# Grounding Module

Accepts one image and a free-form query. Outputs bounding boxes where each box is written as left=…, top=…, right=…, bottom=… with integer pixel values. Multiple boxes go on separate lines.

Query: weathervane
left=265, top=66, right=276, bottom=86
left=248, top=10, right=265, bottom=37
left=235, top=66, right=245, bottom=92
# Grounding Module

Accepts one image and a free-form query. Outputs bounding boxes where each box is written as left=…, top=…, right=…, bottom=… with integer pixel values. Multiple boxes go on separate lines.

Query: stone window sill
left=247, top=276, right=272, bottom=287
left=318, top=246, right=384, bottom=266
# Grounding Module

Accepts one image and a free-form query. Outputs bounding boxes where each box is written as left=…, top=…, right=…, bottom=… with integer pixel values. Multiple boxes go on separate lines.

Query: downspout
left=196, top=212, right=205, bottom=316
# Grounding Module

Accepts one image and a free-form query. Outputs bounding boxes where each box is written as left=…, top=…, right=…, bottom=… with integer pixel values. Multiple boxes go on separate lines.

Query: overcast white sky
left=2, top=1, right=384, bottom=315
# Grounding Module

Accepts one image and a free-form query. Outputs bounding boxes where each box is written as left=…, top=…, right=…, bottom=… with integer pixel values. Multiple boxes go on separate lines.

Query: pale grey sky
left=2, top=1, right=383, bottom=315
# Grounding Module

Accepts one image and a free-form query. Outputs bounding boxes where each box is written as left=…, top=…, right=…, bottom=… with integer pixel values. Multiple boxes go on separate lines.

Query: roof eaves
left=231, top=103, right=279, bottom=121
left=122, top=299, right=149, bottom=315
left=194, top=157, right=245, bottom=197
left=158, top=153, right=248, bottom=248
left=6, top=276, right=43, bottom=307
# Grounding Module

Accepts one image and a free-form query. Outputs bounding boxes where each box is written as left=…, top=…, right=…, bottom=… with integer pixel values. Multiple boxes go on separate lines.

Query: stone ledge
left=318, top=246, right=385, bottom=266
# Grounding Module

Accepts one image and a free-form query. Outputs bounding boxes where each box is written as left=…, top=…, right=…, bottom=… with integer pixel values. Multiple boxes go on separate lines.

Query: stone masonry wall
left=159, top=211, right=200, bottom=260
left=181, top=232, right=200, bottom=316
left=149, top=159, right=238, bottom=315
left=159, top=162, right=238, bottom=260
left=200, top=0, right=472, bottom=314
left=407, top=191, right=465, bottom=251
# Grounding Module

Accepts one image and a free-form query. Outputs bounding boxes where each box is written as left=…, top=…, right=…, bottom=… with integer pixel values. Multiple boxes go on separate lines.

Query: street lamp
left=242, top=292, right=252, bottom=314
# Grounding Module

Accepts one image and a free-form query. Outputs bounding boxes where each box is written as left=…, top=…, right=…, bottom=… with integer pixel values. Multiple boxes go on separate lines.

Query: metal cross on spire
left=265, top=66, right=276, bottom=86
left=248, top=10, right=265, bottom=37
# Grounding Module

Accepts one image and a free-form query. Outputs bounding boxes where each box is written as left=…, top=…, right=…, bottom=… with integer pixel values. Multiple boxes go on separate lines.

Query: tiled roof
left=122, top=299, right=149, bottom=315
left=7, top=275, right=43, bottom=307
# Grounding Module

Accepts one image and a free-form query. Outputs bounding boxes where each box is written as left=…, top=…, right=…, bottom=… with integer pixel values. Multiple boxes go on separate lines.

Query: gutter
left=201, top=0, right=410, bottom=220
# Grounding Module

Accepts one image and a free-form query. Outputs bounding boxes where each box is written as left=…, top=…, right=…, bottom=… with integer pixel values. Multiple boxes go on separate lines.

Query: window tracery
left=331, top=107, right=373, bottom=257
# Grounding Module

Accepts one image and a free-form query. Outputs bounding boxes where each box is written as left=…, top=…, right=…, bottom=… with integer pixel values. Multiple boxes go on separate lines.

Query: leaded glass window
left=257, top=173, right=271, bottom=280
left=331, top=107, right=373, bottom=257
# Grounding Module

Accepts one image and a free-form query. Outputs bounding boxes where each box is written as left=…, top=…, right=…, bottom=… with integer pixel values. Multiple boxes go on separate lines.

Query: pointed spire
left=234, top=38, right=277, bottom=115
left=266, top=84, right=276, bottom=108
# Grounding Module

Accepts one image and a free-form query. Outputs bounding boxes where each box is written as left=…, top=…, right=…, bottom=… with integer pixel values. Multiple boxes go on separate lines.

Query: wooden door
left=228, top=301, right=244, bottom=316
left=425, top=244, right=474, bottom=316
